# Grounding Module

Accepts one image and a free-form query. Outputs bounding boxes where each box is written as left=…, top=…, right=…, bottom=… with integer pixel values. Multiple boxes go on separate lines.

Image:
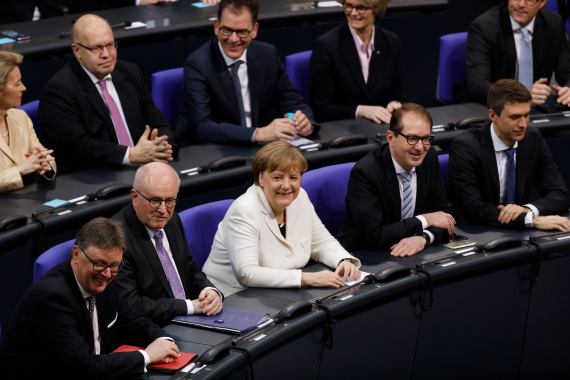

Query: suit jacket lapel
left=62, top=261, right=94, bottom=351
left=213, top=39, right=242, bottom=124
left=0, top=115, right=17, bottom=164
left=366, top=26, right=384, bottom=97
left=126, top=205, right=175, bottom=298
left=500, top=7, right=517, bottom=79
left=72, top=59, right=118, bottom=143
left=481, top=122, right=501, bottom=200
left=164, top=220, right=189, bottom=294
left=532, top=13, right=547, bottom=81
left=247, top=48, right=260, bottom=128
left=253, top=186, right=290, bottom=247
left=339, top=24, right=368, bottom=97
left=381, top=145, right=402, bottom=220
left=515, top=137, right=529, bottom=204
left=112, top=69, right=139, bottom=138
left=415, top=159, right=428, bottom=214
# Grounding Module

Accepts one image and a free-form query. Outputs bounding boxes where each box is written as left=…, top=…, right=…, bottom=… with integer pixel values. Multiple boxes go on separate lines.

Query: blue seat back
left=34, top=239, right=75, bottom=282
left=151, top=67, right=184, bottom=126
left=17, top=100, right=40, bottom=135
left=179, top=200, right=234, bottom=270
left=301, top=163, right=355, bottom=237
left=285, top=50, right=312, bottom=105
left=438, top=153, right=449, bottom=187
left=438, top=32, right=468, bottom=104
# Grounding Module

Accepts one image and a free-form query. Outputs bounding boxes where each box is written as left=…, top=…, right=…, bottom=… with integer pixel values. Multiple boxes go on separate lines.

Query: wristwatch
left=422, top=232, right=430, bottom=245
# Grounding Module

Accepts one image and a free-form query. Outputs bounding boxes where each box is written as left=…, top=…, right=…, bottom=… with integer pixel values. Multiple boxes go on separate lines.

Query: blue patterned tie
left=153, top=230, right=186, bottom=299
left=400, top=172, right=413, bottom=220
left=231, top=60, right=247, bottom=127
left=518, top=28, right=533, bottom=90
left=504, top=148, right=516, bottom=205
left=87, top=296, right=96, bottom=354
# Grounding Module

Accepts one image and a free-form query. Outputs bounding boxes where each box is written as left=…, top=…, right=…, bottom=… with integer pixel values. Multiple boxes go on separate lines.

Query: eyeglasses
left=395, top=131, right=435, bottom=145
left=75, top=41, right=118, bottom=54
left=80, top=247, right=124, bottom=273
left=515, top=0, right=540, bottom=5
left=343, top=3, right=372, bottom=14
left=136, top=190, right=177, bottom=209
left=218, top=26, right=254, bottom=38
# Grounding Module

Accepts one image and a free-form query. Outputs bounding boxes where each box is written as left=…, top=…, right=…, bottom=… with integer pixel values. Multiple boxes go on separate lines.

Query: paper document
left=317, top=1, right=342, bottom=7
left=282, top=135, right=313, bottom=147
left=345, top=271, right=371, bottom=286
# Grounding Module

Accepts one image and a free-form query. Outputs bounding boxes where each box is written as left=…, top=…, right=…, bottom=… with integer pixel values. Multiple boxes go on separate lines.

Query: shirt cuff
left=355, top=105, right=362, bottom=118
left=415, top=215, right=428, bottom=229
left=136, top=0, right=141, bottom=5
left=524, top=211, right=534, bottom=228
left=204, top=286, right=223, bottom=301
left=185, top=299, right=194, bottom=315
left=524, top=204, right=539, bottom=217
left=251, top=128, right=258, bottom=143
left=139, top=350, right=150, bottom=373
left=122, top=148, right=131, bottom=166
left=423, top=230, right=435, bottom=244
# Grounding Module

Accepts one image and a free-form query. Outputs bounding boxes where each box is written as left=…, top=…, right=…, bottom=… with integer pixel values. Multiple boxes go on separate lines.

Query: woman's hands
left=300, top=261, right=360, bottom=288
left=17, top=146, right=54, bottom=176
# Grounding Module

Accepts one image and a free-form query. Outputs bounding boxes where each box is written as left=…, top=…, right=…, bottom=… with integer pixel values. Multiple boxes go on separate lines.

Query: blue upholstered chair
left=438, top=153, right=449, bottom=188
left=179, top=199, right=234, bottom=270
left=544, top=1, right=569, bottom=34
left=301, top=162, right=355, bottom=237
left=437, top=32, right=468, bottom=104
left=285, top=50, right=312, bottom=105
left=17, top=99, right=40, bottom=135
left=151, top=67, right=184, bottom=126
left=33, top=239, right=75, bottom=282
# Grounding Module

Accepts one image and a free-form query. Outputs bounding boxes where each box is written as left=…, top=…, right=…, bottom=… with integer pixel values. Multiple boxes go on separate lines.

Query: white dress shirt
left=510, top=15, right=536, bottom=83
left=145, top=226, right=221, bottom=313
left=391, top=157, right=435, bottom=243
left=80, top=65, right=133, bottom=166
left=218, top=42, right=256, bottom=142
left=490, top=123, right=538, bottom=227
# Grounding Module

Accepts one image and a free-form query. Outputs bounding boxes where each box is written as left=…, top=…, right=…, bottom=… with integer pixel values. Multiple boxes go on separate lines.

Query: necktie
left=518, top=28, right=533, bottom=91
left=231, top=61, right=247, bottom=128
left=87, top=296, right=96, bottom=354
left=504, top=148, right=516, bottom=205
left=98, top=79, right=133, bottom=147
left=400, top=172, right=413, bottom=221
left=153, top=230, right=186, bottom=299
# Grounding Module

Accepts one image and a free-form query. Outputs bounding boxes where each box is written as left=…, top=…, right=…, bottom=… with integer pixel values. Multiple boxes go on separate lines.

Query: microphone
left=84, top=193, right=97, bottom=202
left=474, top=245, right=486, bottom=253
left=299, top=142, right=328, bottom=151
left=180, top=165, right=209, bottom=176
left=362, top=274, right=376, bottom=284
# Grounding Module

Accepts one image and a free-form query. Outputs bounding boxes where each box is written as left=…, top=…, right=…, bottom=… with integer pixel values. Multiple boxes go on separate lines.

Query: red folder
left=112, top=345, right=198, bottom=374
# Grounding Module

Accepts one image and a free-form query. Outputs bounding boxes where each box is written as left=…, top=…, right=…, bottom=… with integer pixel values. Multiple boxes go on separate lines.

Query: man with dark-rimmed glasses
left=338, top=103, right=455, bottom=257
left=175, top=0, right=318, bottom=145
left=112, top=162, right=223, bottom=325
left=0, top=217, right=180, bottom=379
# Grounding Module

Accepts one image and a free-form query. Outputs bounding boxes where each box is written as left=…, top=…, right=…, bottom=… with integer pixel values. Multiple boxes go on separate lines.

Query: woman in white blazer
left=203, top=141, right=361, bottom=296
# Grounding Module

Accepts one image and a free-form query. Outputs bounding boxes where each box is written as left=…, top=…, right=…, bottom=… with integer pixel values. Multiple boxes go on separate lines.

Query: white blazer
left=203, top=184, right=361, bottom=296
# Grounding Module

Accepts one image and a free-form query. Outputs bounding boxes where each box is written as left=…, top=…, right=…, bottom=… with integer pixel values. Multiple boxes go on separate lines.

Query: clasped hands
left=18, top=146, right=55, bottom=176
left=129, top=125, right=173, bottom=164
left=497, top=204, right=570, bottom=231
left=300, top=260, right=360, bottom=288
left=254, top=110, right=312, bottom=142
left=530, top=78, right=570, bottom=106
left=358, top=101, right=402, bottom=124
left=191, top=289, right=223, bottom=316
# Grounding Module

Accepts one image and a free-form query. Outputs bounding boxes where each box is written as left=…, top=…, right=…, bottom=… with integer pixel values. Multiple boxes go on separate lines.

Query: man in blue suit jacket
left=175, top=0, right=318, bottom=145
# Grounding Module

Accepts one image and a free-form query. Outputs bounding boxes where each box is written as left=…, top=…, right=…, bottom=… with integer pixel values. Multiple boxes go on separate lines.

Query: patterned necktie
left=153, top=230, right=186, bottom=299
left=98, top=79, right=133, bottom=147
left=231, top=60, right=247, bottom=127
left=400, top=172, right=413, bottom=220
left=87, top=296, right=96, bottom=354
left=504, top=148, right=517, bottom=205
left=518, top=28, right=533, bottom=91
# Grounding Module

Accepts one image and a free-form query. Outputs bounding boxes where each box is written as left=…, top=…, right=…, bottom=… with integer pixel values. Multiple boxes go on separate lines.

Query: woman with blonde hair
left=0, top=52, right=56, bottom=192
left=203, top=141, right=361, bottom=296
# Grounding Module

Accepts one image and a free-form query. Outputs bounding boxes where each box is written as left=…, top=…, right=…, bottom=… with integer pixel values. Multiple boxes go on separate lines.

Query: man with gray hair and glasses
left=112, top=162, right=223, bottom=325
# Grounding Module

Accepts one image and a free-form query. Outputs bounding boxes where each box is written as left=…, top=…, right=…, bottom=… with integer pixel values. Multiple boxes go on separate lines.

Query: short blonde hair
left=0, top=52, right=23, bottom=92
left=252, top=141, right=308, bottom=186
left=344, top=0, right=387, bottom=18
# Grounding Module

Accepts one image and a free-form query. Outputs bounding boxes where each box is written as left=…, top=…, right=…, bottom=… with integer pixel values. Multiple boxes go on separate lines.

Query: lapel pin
left=376, top=51, right=380, bottom=54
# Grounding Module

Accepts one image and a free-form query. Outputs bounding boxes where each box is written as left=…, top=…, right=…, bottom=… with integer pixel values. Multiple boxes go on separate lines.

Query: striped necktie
left=153, top=230, right=186, bottom=299
left=400, top=172, right=413, bottom=220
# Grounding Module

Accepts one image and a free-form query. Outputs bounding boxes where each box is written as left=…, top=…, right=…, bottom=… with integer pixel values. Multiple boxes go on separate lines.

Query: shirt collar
left=72, top=269, right=92, bottom=299
left=80, top=63, right=112, bottom=85
left=391, top=156, right=416, bottom=175
left=145, top=226, right=167, bottom=241
left=510, top=15, right=536, bottom=34
left=490, top=122, right=519, bottom=151
left=218, top=41, right=248, bottom=67
left=348, top=23, right=375, bottom=52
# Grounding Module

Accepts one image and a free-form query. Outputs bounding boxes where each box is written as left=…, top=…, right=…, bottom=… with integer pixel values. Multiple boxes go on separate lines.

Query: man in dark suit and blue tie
left=448, top=79, right=570, bottom=230
left=337, top=103, right=455, bottom=257
left=174, top=0, right=317, bottom=144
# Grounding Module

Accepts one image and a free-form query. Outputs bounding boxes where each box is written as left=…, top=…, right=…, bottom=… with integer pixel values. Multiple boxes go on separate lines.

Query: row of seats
left=16, top=32, right=469, bottom=135
left=31, top=154, right=450, bottom=281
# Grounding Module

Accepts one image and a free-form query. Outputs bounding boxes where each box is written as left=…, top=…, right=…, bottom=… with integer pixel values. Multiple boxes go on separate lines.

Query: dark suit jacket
left=448, top=121, right=570, bottom=227
left=466, top=4, right=570, bottom=102
left=0, top=0, right=35, bottom=24
left=175, top=38, right=318, bottom=144
left=0, top=261, right=165, bottom=380
left=309, top=23, right=406, bottom=122
left=337, top=143, right=452, bottom=252
left=37, top=0, right=136, bottom=17
left=112, top=203, right=221, bottom=325
left=39, top=58, right=177, bottom=174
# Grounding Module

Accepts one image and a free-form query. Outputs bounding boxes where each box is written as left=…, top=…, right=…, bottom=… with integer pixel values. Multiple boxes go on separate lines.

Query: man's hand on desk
left=390, top=236, right=426, bottom=257
left=144, top=338, right=179, bottom=364
left=532, top=215, right=570, bottom=231
left=335, top=261, right=360, bottom=282
left=301, top=271, right=347, bottom=288
left=254, top=118, right=297, bottom=142
left=192, top=289, right=223, bottom=316
left=552, top=84, right=570, bottom=106
left=530, top=78, right=550, bottom=106
left=129, top=125, right=173, bottom=164
left=422, top=211, right=456, bottom=236
left=497, top=204, right=531, bottom=224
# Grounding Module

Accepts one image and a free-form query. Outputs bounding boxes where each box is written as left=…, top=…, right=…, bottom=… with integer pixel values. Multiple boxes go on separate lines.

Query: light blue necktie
left=231, top=60, right=247, bottom=128
left=504, top=148, right=516, bottom=205
left=518, top=28, right=533, bottom=90
left=400, top=172, right=413, bottom=220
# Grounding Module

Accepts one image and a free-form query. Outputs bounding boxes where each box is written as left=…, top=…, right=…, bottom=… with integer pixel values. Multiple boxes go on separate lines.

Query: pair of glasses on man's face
left=80, top=247, right=124, bottom=273
left=75, top=41, right=118, bottom=55
left=218, top=26, right=254, bottom=38
left=136, top=190, right=177, bottom=209
left=395, top=131, right=435, bottom=145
